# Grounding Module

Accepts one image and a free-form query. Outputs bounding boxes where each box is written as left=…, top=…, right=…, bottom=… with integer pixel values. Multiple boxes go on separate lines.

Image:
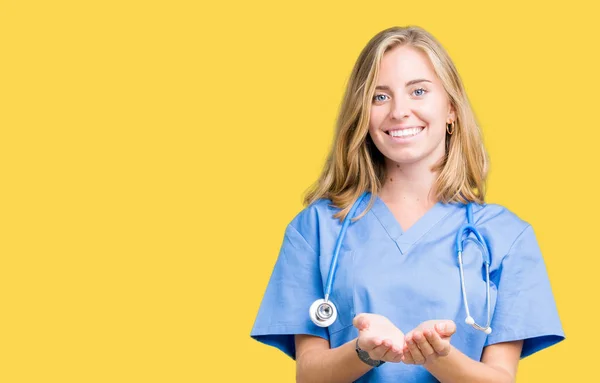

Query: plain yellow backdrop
left=1, top=0, right=597, bottom=381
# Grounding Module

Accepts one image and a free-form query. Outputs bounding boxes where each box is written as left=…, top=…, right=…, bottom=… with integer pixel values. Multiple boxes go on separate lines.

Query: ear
left=447, top=102, right=457, bottom=124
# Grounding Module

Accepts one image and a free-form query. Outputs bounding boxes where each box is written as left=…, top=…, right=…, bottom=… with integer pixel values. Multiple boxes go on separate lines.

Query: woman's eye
left=412, top=88, right=427, bottom=97
left=373, top=94, right=388, bottom=102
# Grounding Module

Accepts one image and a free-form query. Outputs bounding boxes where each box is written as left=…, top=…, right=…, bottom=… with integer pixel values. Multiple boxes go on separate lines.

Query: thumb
left=352, top=314, right=370, bottom=330
left=435, top=320, right=456, bottom=336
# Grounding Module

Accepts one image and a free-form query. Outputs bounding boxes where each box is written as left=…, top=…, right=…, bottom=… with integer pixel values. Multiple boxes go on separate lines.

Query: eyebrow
left=375, top=79, right=432, bottom=91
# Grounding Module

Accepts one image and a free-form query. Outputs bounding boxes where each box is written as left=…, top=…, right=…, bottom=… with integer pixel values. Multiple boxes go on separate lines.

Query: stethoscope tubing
left=312, top=193, right=493, bottom=334
left=323, top=192, right=369, bottom=301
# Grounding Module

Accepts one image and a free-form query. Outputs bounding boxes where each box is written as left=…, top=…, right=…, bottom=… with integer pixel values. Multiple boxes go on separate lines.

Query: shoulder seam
left=505, top=224, right=532, bottom=256
left=287, top=223, right=318, bottom=255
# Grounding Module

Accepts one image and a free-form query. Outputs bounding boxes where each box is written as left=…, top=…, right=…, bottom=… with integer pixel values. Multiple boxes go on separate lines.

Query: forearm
left=296, top=337, right=372, bottom=383
left=424, top=346, right=514, bottom=383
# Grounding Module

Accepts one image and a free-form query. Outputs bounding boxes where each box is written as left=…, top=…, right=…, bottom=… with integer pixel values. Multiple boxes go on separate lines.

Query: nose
left=390, top=95, right=410, bottom=120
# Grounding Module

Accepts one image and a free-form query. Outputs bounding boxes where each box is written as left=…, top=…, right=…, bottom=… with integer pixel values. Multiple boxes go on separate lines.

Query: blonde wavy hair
left=304, top=26, right=488, bottom=221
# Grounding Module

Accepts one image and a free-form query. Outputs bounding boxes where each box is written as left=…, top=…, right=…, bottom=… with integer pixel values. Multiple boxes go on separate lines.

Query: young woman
left=250, top=26, right=564, bottom=383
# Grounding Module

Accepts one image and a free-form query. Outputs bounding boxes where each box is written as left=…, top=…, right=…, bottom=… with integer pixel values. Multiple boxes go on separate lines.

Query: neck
left=379, top=159, right=439, bottom=209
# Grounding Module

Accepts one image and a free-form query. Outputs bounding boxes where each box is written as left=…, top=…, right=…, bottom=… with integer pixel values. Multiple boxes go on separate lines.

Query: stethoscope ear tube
left=456, top=203, right=493, bottom=334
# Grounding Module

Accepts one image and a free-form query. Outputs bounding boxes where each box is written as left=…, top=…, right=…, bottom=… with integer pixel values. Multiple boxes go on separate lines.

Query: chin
left=382, top=150, right=425, bottom=165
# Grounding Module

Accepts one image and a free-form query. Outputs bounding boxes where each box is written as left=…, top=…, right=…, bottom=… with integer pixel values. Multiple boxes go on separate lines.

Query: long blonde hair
left=304, top=26, right=488, bottom=221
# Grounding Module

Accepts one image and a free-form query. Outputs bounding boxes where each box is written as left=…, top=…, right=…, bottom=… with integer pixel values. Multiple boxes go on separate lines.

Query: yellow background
left=0, top=0, right=596, bottom=381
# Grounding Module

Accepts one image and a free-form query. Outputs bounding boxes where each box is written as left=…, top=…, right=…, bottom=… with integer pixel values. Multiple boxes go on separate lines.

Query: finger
left=405, top=335, right=425, bottom=365
left=383, top=340, right=404, bottom=363
left=435, top=321, right=456, bottom=337
left=401, top=348, right=415, bottom=364
left=353, top=314, right=370, bottom=330
left=359, top=336, right=383, bottom=352
left=425, top=330, right=450, bottom=356
left=414, top=331, right=435, bottom=358
left=400, top=341, right=410, bottom=363
left=370, top=338, right=392, bottom=359
left=387, top=347, right=404, bottom=363
left=370, top=342, right=391, bottom=360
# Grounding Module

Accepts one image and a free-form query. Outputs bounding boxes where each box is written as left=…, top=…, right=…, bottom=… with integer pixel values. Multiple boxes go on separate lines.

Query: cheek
left=420, top=96, right=450, bottom=122
left=369, top=107, right=387, bottom=130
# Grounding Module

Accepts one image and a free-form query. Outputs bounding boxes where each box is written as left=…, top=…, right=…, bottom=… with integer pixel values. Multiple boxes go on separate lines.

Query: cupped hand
left=352, top=313, right=405, bottom=363
left=401, top=319, right=456, bottom=365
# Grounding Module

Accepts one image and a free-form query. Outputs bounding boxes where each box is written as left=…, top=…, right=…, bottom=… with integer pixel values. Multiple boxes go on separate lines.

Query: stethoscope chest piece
left=309, top=299, right=337, bottom=327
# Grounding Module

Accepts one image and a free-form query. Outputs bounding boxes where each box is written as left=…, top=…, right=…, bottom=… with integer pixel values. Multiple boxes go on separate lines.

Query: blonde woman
left=251, top=26, right=564, bottom=383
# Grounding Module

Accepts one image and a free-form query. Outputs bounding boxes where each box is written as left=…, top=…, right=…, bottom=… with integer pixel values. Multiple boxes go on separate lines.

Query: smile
left=385, top=126, right=425, bottom=139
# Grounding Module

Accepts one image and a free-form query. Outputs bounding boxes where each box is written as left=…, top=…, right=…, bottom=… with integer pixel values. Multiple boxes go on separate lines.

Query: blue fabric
left=250, top=193, right=565, bottom=382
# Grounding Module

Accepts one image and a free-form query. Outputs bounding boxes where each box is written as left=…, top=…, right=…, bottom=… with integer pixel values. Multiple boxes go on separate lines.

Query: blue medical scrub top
left=250, top=193, right=565, bottom=382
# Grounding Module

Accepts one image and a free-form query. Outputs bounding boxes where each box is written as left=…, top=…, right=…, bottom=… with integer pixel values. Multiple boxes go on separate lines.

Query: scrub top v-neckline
left=363, top=193, right=456, bottom=254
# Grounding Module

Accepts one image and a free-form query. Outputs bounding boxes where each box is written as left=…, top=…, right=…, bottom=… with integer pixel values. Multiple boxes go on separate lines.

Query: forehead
left=377, top=45, right=438, bottom=83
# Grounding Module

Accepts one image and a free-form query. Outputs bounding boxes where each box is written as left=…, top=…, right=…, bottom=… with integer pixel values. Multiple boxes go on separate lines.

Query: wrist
left=424, top=346, right=452, bottom=368
left=355, top=338, right=385, bottom=367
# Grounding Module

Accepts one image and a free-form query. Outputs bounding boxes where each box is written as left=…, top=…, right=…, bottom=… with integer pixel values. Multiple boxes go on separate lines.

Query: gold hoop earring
left=447, top=121, right=455, bottom=135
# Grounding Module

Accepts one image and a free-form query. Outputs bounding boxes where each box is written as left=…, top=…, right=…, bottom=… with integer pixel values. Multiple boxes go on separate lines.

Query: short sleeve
left=484, top=225, right=565, bottom=357
left=250, top=223, right=328, bottom=359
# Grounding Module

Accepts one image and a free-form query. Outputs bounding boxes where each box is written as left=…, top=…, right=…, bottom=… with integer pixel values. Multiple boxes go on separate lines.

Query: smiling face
left=368, top=44, right=456, bottom=169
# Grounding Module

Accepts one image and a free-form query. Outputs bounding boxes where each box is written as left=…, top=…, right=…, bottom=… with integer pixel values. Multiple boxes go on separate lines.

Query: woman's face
left=368, top=44, right=455, bottom=168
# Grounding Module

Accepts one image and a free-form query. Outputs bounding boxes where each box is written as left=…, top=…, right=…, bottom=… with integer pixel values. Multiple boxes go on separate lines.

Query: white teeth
left=389, top=127, right=424, bottom=137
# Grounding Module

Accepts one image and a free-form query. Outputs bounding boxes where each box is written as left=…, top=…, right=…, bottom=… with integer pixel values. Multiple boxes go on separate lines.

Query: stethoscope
left=309, top=192, right=493, bottom=334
